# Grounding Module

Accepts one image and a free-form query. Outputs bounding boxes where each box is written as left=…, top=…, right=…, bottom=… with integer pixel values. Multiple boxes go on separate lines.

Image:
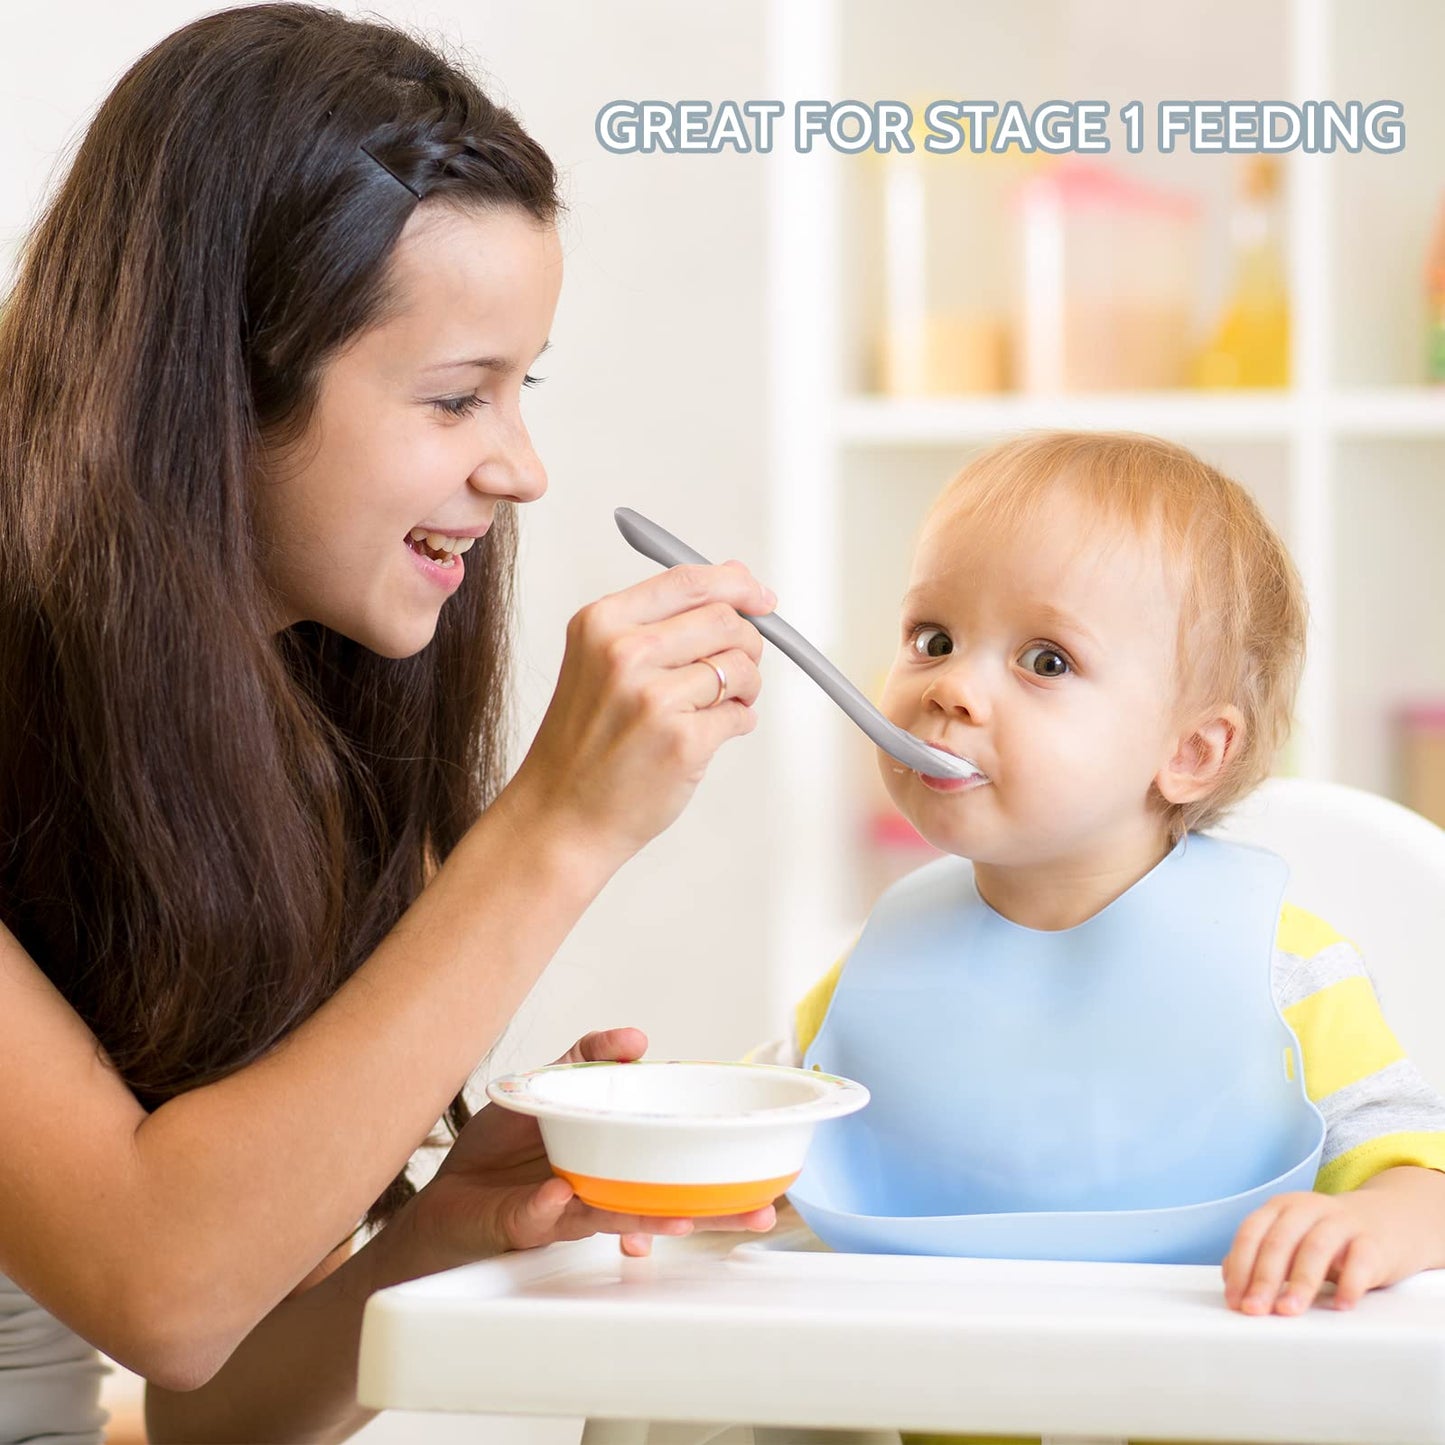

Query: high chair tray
left=359, top=1223, right=1445, bottom=1442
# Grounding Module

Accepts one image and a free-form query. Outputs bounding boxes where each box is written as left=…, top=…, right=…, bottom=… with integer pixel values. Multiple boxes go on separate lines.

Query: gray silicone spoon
left=615, top=508, right=985, bottom=782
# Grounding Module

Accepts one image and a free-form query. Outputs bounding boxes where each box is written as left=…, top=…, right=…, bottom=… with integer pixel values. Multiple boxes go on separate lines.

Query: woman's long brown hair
left=0, top=3, right=559, bottom=1227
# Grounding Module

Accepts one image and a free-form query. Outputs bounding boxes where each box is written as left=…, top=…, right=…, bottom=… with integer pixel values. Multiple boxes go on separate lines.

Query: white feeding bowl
left=486, top=1060, right=869, bottom=1218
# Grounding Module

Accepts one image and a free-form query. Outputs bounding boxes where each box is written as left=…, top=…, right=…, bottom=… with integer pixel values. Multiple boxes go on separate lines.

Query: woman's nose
left=469, top=411, right=548, bottom=505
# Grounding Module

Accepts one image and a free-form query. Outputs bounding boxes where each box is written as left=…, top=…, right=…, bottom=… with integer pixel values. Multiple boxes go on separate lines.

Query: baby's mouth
left=916, top=743, right=990, bottom=792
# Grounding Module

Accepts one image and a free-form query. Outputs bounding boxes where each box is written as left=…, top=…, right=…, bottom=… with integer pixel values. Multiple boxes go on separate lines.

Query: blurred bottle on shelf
left=1012, top=160, right=1199, bottom=393
left=1427, top=195, right=1445, bottom=384
left=874, top=109, right=1019, bottom=395
left=1194, top=157, right=1290, bottom=389
left=1398, top=703, right=1445, bottom=828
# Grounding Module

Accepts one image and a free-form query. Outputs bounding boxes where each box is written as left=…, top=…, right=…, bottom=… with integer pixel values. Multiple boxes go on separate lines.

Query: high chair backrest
left=1211, top=776, right=1445, bottom=1092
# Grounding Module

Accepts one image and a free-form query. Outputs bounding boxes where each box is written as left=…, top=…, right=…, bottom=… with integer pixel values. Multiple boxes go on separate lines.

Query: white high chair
left=1214, top=775, right=1445, bottom=1092
left=358, top=779, right=1445, bottom=1445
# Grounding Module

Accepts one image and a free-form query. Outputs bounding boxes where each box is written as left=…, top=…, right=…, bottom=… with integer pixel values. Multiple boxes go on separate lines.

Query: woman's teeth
left=406, top=528, right=478, bottom=568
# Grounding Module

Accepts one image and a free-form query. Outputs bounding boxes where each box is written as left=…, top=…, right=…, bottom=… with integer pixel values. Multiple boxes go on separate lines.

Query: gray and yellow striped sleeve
left=1274, top=902, right=1445, bottom=1193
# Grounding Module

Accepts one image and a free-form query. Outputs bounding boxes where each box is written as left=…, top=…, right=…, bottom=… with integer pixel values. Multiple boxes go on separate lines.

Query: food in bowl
left=486, top=1059, right=869, bottom=1217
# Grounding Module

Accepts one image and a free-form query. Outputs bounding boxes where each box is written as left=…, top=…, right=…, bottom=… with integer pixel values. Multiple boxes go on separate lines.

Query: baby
left=756, top=430, right=1445, bottom=1314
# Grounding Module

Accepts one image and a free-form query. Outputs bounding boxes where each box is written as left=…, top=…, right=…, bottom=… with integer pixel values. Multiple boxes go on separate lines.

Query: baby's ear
left=1155, top=705, right=1245, bottom=806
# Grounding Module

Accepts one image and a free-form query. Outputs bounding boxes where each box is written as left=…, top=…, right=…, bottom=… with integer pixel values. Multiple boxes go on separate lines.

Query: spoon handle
left=614, top=508, right=981, bottom=781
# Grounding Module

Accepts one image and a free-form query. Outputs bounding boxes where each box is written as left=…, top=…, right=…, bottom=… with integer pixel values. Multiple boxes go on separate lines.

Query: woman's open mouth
left=404, top=528, right=478, bottom=569
left=404, top=527, right=481, bottom=592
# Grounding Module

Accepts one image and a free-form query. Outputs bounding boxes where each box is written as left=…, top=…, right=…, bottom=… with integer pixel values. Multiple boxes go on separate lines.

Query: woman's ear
left=1155, top=704, right=1246, bottom=806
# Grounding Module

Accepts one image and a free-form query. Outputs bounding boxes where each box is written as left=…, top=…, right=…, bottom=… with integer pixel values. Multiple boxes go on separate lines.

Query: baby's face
left=879, top=487, right=1185, bottom=867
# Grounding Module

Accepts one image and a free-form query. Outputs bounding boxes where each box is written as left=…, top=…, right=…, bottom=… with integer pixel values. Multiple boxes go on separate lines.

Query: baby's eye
left=1020, top=643, right=1070, bottom=678
left=909, top=626, right=953, bottom=659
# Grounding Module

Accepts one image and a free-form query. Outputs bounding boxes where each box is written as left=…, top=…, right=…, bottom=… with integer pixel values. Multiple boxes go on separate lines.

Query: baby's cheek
left=876, top=745, right=916, bottom=818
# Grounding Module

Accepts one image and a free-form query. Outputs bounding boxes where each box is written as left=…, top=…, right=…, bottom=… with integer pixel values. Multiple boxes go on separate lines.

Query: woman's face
left=255, top=203, right=562, bottom=657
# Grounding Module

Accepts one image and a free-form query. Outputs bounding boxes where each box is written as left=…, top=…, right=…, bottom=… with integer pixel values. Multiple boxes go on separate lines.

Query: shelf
left=1332, top=388, right=1445, bottom=437
left=835, top=388, right=1445, bottom=445
left=836, top=392, right=1296, bottom=443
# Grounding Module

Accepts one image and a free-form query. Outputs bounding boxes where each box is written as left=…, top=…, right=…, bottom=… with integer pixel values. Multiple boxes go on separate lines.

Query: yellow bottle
left=1195, top=158, right=1290, bottom=389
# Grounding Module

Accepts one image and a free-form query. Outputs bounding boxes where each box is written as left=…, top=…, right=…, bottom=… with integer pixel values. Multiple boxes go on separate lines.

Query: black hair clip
left=360, top=144, right=422, bottom=201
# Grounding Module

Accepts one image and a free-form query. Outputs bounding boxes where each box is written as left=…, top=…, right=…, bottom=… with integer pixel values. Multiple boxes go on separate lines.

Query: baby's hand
left=1222, top=1189, right=1398, bottom=1314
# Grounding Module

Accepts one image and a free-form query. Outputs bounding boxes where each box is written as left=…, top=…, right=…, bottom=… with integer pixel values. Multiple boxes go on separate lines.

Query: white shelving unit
left=762, top=0, right=1445, bottom=1011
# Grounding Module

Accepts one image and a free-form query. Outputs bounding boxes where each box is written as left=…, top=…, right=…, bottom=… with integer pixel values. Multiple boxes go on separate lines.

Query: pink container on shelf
left=1398, top=701, right=1445, bottom=829
left=1012, top=160, right=1200, bottom=393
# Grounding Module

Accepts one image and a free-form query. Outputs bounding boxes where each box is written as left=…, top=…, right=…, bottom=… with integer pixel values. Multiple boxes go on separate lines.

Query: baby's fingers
left=1275, top=1218, right=1353, bottom=1314
left=1236, top=1204, right=1318, bottom=1314
left=1222, top=1203, right=1282, bottom=1308
left=1330, top=1236, right=1387, bottom=1310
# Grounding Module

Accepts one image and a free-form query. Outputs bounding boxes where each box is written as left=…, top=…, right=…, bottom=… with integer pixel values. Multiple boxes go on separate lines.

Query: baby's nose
left=924, top=659, right=990, bottom=720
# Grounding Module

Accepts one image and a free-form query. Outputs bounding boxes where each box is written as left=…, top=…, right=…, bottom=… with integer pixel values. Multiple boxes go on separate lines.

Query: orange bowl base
left=554, top=1169, right=800, bottom=1218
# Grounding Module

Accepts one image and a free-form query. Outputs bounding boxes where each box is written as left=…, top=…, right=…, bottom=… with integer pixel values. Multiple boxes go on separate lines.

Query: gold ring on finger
left=703, top=658, right=727, bottom=708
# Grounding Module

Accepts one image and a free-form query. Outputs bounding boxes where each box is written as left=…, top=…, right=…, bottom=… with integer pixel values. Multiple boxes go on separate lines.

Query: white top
left=0, top=1272, right=107, bottom=1445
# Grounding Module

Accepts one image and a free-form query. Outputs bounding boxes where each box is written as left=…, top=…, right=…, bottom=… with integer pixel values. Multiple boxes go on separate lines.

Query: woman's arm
left=0, top=782, right=607, bottom=1389
left=0, top=563, right=772, bottom=1390
left=144, top=1202, right=416, bottom=1445
left=144, top=1028, right=778, bottom=1445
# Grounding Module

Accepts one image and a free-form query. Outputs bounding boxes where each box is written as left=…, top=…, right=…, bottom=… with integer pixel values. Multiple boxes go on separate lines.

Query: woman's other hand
left=406, top=1028, right=777, bottom=1264
left=512, top=562, right=775, bottom=865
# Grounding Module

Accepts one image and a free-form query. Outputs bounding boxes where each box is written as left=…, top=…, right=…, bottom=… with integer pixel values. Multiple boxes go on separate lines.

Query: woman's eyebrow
left=422, top=339, right=552, bottom=374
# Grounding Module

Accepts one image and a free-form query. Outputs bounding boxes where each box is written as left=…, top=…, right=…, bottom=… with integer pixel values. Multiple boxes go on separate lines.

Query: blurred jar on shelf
left=1012, top=160, right=1200, bottom=393
left=873, top=112, right=1025, bottom=395
left=1427, top=195, right=1445, bottom=384
left=1194, top=157, right=1290, bottom=389
left=1398, top=702, right=1445, bottom=829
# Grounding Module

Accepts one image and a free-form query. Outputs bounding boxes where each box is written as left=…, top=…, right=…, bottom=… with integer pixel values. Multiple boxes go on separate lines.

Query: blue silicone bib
left=791, top=832, right=1325, bottom=1262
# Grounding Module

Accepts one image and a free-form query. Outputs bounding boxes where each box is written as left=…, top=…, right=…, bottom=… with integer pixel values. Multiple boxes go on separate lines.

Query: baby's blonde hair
left=928, top=430, right=1308, bottom=840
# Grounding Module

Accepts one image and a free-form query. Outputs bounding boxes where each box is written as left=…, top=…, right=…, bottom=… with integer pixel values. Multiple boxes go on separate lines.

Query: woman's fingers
left=557, top=1028, right=649, bottom=1066
left=690, top=1205, right=777, bottom=1233
left=593, top=561, right=775, bottom=631
left=586, top=1203, right=777, bottom=1241
left=683, top=649, right=763, bottom=711
left=515, top=559, right=776, bottom=864
left=620, top=597, right=766, bottom=672
left=502, top=1177, right=782, bottom=1256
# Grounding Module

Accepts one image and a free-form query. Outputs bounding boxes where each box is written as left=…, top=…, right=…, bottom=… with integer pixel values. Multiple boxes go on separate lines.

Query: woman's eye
left=432, top=375, right=541, bottom=417
left=1021, top=644, right=1070, bottom=678
left=431, top=393, right=487, bottom=419
left=909, top=626, right=953, bottom=659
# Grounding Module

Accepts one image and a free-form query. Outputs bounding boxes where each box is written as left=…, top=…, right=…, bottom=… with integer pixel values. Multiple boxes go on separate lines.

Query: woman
left=0, top=5, right=776, bottom=1441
